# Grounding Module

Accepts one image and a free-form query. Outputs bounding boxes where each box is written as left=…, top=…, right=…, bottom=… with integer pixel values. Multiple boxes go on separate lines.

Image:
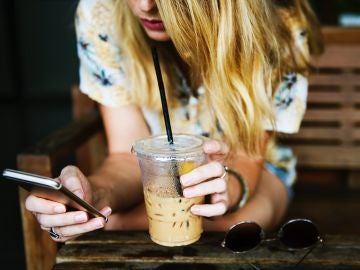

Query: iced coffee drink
left=132, top=134, right=206, bottom=246
left=144, top=184, right=204, bottom=246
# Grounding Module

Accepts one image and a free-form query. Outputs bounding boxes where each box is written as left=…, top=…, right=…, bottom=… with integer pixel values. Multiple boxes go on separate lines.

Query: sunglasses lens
left=224, top=222, right=263, bottom=252
left=279, top=219, right=319, bottom=249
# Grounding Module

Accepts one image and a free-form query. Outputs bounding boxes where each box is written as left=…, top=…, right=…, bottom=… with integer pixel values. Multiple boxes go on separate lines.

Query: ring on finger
left=220, top=166, right=229, bottom=179
left=48, top=227, right=61, bottom=239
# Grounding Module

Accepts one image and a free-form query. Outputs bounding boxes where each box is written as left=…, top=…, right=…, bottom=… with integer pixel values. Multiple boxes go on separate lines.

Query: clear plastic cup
left=132, top=134, right=206, bottom=246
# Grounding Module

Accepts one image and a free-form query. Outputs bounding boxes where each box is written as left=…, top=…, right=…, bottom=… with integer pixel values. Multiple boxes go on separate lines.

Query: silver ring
left=49, top=227, right=61, bottom=239
left=220, top=166, right=228, bottom=179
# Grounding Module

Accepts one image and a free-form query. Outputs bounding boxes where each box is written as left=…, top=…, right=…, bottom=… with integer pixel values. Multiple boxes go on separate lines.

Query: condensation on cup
left=132, top=134, right=206, bottom=246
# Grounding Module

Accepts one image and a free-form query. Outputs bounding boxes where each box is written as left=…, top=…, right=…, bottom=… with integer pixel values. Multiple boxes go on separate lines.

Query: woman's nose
left=139, top=0, right=156, bottom=13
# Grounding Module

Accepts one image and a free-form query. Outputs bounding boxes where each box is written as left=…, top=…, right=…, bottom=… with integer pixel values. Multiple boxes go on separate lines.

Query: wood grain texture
left=322, top=27, right=360, bottom=45
left=53, top=231, right=360, bottom=270
left=281, top=37, right=360, bottom=180
left=17, top=155, right=58, bottom=270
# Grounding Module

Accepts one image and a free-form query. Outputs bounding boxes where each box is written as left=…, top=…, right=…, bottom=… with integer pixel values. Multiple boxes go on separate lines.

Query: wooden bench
left=16, top=27, right=360, bottom=270
left=282, top=27, right=360, bottom=235
left=52, top=231, right=360, bottom=270
left=281, top=31, right=360, bottom=185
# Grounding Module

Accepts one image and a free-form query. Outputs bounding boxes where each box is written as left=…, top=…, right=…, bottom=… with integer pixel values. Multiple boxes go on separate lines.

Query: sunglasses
left=222, top=218, right=324, bottom=267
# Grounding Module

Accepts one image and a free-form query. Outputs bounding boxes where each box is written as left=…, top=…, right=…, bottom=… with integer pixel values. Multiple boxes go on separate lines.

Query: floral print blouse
left=75, top=0, right=310, bottom=197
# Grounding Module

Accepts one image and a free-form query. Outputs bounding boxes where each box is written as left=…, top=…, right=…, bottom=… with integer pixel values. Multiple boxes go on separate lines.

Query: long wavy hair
left=115, top=0, right=322, bottom=154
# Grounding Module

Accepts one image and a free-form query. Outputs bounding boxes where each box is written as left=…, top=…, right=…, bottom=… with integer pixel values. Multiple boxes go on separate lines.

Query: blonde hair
left=115, top=0, right=322, bottom=155
left=274, top=0, right=324, bottom=76
left=114, top=1, right=175, bottom=110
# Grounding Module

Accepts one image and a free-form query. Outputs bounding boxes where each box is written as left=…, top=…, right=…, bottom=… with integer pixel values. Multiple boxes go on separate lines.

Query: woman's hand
left=180, top=139, right=231, bottom=217
left=25, top=166, right=112, bottom=242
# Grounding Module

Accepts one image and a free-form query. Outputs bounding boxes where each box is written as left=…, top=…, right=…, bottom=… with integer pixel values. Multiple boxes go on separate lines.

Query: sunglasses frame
left=222, top=218, right=322, bottom=254
left=277, top=218, right=322, bottom=251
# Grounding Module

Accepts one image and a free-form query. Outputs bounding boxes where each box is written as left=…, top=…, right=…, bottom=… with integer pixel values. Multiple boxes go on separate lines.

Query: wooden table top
left=53, top=231, right=360, bottom=270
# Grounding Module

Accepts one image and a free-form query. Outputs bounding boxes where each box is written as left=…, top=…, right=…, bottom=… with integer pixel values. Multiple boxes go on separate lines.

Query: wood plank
left=303, top=109, right=360, bottom=121
left=54, top=231, right=360, bottom=270
left=307, top=92, right=360, bottom=103
left=17, top=155, right=58, bottom=270
left=322, top=27, right=360, bottom=44
left=291, top=146, right=360, bottom=168
left=353, top=128, right=360, bottom=140
left=313, top=46, right=360, bottom=68
left=21, top=111, right=102, bottom=165
left=72, top=86, right=107, bottom=176
left=309, top=74, right=360, bottom=87
left=286, top=128, right=344, bottom=140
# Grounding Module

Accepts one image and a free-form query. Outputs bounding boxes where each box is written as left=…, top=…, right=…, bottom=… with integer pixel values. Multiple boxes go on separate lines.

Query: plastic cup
left=132, top=133, right=206, bottom=246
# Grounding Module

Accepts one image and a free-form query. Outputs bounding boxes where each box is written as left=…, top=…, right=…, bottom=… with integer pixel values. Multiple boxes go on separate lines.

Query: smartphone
left=2, top=168, right=107, bottom=221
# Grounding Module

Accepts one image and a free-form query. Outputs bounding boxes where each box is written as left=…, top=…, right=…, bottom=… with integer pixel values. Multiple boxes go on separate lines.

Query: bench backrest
left=282, top=29, right=360, bottom=169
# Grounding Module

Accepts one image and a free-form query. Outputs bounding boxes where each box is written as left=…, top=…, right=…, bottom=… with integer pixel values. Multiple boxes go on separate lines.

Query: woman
left=25, top=0, right=323, bottom=242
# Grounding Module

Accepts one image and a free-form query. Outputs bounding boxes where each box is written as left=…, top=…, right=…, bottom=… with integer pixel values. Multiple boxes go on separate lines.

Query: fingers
left=41, top=217, right=106, bottom=242
left=34, top=211, right=89, bottom=227
left=37, top=207, right=111, bottom=242
left=191, top=201, right=227, bottom=217
left=56, top=217, right=105, bottom=237
left=183, top=178, right=226, bottom=198
left=25, top=195, right=66, bottom=214
left=34, top=206, right=111, bottom=230
left=180, top=161, right=225, bottom=187
left=59, top=166, right=87, bottom=199
left=99, top=206, right=112, bottom=217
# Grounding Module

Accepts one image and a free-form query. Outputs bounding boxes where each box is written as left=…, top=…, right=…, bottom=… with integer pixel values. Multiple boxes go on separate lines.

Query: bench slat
left=307, top=92, right=360, bottom=103
left=286, top=127, right=360, bottom=140
left=303, top=109, right=360, bottom=121
left=309, top=74, right=360, bottom=86
left=314, top=46, right=360, bottom=68
left=286, top=128, right=344, bottom=140
left=292, top=146, right=360, bottom=168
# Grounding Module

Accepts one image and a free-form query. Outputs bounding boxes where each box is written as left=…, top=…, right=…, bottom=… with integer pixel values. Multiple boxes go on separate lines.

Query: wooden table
left=53, top=231, right=360, bottom=270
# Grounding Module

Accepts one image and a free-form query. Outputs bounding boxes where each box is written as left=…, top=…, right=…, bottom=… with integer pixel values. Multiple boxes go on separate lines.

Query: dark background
left=0, top=0, right=359, bottom=269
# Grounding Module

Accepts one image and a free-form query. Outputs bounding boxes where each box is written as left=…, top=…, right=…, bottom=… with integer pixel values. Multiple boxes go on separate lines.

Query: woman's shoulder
left=77, top=0, right=116, bottom=12
left=76, top=0, right=117, bottom=29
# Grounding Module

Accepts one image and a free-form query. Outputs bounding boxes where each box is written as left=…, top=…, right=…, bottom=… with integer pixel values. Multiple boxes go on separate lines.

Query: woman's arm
left=25, top=103, right=151, bottom=241
left=88, top=104, right=150, bottom=213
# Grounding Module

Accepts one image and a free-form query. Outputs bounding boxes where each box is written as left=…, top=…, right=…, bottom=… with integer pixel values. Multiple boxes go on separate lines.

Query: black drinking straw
left=151, top=46, right=182, bottom=196
left=151, top=46, right=174, bottom=144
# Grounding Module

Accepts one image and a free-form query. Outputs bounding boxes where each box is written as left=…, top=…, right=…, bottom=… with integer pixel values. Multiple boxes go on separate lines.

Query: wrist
left=226, top=168, right=249, bottom=213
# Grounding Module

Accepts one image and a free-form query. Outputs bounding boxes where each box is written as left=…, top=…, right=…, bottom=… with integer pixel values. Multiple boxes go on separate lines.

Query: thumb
left=59, top=166, right=86, bottom=199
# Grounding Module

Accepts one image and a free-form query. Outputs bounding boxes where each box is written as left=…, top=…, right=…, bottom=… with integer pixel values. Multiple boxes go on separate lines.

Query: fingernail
left=183, top=188, right=194, bottom=198
left=191, top=205, right=201, bottom=214
left=74, top=213, right=88, bottom=223
left=101, top=206, right=112, bottom=216
left=180, top=175, right=191, bottom=185
left=93, top=219, right=104, bottom=229
left=54, top=205, right=66, bottom=213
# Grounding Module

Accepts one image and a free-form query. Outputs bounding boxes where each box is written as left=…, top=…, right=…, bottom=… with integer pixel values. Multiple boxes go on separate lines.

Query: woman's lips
left=141, top=19, right=165, bottom=31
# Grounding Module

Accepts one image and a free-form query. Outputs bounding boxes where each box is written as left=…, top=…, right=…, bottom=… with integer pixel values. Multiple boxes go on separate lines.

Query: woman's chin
left=145, top=29, right=171, bottom=42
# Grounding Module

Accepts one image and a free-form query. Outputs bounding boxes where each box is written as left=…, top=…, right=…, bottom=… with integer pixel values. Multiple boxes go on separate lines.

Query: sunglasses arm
left=295, top=237, right=324, bottom=267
